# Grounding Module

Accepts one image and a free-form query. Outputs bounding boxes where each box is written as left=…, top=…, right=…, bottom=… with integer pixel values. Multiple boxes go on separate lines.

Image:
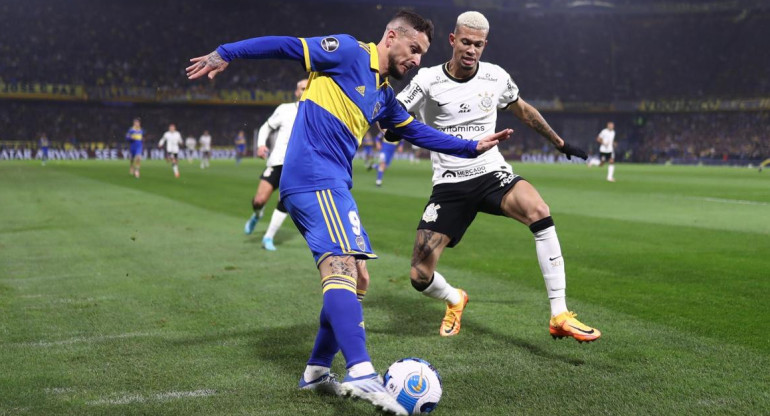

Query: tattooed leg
left=410, top=230, right=451, bottom=290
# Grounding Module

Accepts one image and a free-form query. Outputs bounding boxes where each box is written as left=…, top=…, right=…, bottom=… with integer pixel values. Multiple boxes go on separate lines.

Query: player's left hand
left=476, top=129, right=513, bottom=154
left=186, top=51, right=229, bottom=80
left=558, top=141, right=587, bottom=160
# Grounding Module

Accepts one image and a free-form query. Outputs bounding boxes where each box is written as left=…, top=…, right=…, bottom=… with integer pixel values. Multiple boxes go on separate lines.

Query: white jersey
left=185, top=136, right=197, bottom=150
left=598, top=128, right=615, bottom=153
left=396, top=62, right=520, bottom=185
left=258, top=102, right=298, bottom=167
left=159, top=131, right=183, bottom=153
left=199, top=134, right=212, bottom=151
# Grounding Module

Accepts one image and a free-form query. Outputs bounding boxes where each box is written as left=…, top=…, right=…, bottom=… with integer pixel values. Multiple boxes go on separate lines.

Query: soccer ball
left=383, top=358, right=442, bottom=414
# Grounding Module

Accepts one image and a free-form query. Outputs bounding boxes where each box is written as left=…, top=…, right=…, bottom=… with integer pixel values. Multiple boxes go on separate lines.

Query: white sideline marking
left=88, top=389, right=217, bottom=405
left=687, top=196, right=769, bottom=206
left=19, top=331, right=157, bottom=347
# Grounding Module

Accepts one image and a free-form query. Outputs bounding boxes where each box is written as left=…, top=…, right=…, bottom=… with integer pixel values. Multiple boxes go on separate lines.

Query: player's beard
left=387, top=55, right=406, bottom=80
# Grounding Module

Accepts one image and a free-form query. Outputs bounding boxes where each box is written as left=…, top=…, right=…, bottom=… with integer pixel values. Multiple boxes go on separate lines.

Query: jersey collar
left=368, top=42, right=389, bottom=89
left=442, top=61, right=479, bottom=83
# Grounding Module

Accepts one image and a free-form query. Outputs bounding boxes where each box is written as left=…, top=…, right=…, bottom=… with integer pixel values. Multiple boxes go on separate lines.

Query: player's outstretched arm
left=508, top=98, right=587, bottom=160
left=187, top=51, right=229, bottom=80
left=476, top=129, right=513, bottom=153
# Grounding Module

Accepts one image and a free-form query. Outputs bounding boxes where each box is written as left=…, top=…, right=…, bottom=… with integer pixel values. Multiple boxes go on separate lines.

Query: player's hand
left=186, top=51, right=229, bottom=80
left=476, top=129, right=513, bottom=154
left=558, top=141, right=587, bottom=160
left=257, top=146, right=269, bottom=159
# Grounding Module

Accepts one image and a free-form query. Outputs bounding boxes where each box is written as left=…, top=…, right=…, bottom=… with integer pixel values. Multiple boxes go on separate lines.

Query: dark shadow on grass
left=366, top=293, right=588, bottom=367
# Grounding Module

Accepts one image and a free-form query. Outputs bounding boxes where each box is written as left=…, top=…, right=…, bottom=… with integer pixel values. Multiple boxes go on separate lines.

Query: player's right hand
left=186, top=51, right=229, bottom=80
left=257, top=146, right=269, bottom=159
left=476, top=129, right=513, bottom=154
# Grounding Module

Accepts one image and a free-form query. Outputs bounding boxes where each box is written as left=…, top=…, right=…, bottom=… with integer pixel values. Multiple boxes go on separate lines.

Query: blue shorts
left=236, top=144, right=246, bottom=153
left=379, top=142, right=398, bottom=167
left=362, top=145, right=373, bottom=157
left=129, top=141, right=143, bottom=158
left=284, top=188, right=377, bottom=266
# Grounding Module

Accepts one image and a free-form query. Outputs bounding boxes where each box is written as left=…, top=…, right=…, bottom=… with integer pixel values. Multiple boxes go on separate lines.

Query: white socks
left=264, top=209, right=288, bottom=239
left=347, top=361, right=376, bottom=378
left=607, top=164, right=615, bottom=180
left=533, top=225, right=568, bottom=316
left=422, top=271, right=462, bottom=305
left=303, top=365, right=330, bottom=381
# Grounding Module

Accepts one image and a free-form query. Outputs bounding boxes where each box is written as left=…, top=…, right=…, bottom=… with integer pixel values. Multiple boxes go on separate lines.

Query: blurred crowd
left=1, top=0, right=768, bottom=101
left=0, top=0, right=767, bottom=163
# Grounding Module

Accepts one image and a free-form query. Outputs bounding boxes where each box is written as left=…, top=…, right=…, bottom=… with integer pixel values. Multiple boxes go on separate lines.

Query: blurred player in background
left=374, top=127, right=403, bottom=187
left=159, top=123, right=183, bottom=178
left=597, top=121, right=616, bottom=182
left=760, top=158, right=770, bottom=172
left=199, top=130, right=212, bottom=169
left=244, top=78, right=308, bottom=252
left=126, top=118, right=144, bottom=178
left=39, top=133, right=49, bottom=166
left=393, top=11, right=600, bottom=342
left=187, top=9, right=512, bottom=414
left=360, top=130, right=376, bottom=170
left=185, top=134, right=197, bottom=164
left=234, top=130, right=247, bottom=164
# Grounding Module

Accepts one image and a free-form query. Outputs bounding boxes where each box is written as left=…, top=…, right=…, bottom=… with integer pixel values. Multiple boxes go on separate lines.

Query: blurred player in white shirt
left=185, top=135, right=197, bottom=163
left=244, top=78, right=307, bottom=251
left=199, top=130, right=212, bottom=169
left=158, top=123, right=184, bottom=178
left=597, top=121, right=616, bottom=182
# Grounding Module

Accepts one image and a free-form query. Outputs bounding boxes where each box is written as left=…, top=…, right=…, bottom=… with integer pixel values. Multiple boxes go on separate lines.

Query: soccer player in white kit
left=597, top=121, right=616, bottom=182
left=244, top=79, right=308, bottom=251
left=185, top=135, right=197, bottom=164
left=158, top=123, right=184, bottom=178
left=199, top=130, right=212, bottom=169
left=394, top=11, right=600, bottom=342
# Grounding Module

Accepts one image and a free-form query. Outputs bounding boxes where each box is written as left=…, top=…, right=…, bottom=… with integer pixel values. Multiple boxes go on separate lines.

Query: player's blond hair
left=455, top=11, right=489, bottom=33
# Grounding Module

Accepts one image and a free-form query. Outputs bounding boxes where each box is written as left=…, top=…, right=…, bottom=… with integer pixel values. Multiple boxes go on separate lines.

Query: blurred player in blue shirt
left=234, top=130, right=247, bottom=164
left=360, top=130, right=376, bottom=170
left=39, top=133, right=49, bottom=166
left=187, top=10, right=511, bottom=415
left=374, top=127, right=402, bottom=187
left=125, top=118, right=143, bottom=178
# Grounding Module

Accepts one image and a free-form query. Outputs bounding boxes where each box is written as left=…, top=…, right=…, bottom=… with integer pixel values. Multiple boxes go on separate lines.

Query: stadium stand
left=1, top=0, right=767, bottom=163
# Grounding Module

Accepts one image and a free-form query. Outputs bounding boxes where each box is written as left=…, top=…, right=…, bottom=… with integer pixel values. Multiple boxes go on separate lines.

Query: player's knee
left=410, top=266, right=433, bottom=291
left=528, top=202, right=550, bottom=224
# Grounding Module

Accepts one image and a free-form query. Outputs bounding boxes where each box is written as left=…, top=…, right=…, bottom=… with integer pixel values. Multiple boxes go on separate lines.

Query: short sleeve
left=396, top=69, right=429, bottom=113
left=498, top=72, right=520, bottom=109
left=299, top=34, right=359, bottom=73
left=266, top=105, right=284, bottom=129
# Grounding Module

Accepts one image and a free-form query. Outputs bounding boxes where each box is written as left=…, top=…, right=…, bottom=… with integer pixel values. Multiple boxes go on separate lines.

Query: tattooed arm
left=508, top=98, right=563, bottom=147
left=508, top=98, right=587, bottom=160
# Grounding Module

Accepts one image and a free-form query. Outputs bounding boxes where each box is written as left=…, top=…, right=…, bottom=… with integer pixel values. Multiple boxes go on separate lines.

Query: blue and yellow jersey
left=234, top=135, right=246, bottom=145
left=39, top=137, right=49, bottom=148
left=361, top=133, right=375, bottom=148
left=126, top=128, right=144, bottom=142
left=216, top=34, right=478, bottom=197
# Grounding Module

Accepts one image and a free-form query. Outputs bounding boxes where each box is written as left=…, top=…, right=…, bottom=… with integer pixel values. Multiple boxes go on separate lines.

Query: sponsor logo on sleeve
left=321, top=37, right=339, bottom=52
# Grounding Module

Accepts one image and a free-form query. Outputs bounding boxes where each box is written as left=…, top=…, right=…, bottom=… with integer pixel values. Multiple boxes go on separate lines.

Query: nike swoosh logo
left=568, top=324, right=594, bottom=334
left=443, top=321, right=456, bottom=334
left=437, top=102, right=450, bottom=107
left=549, top=256, right=562, bottom=261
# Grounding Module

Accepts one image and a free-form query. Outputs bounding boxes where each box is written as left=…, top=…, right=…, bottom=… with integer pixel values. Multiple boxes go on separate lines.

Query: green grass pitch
left=1, top=159, right=768, bottom=415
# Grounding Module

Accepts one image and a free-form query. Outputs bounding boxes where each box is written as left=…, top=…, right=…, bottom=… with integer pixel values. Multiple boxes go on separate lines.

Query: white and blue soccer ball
left=383, top=357, right=443, bottom=414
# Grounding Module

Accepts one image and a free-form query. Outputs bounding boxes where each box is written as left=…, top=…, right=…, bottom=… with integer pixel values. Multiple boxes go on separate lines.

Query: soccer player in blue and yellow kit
left=360, top=130, right=376, bottom=170
left=126, top=118, right=143, bottom=178
left=39, top=133, right=50, bottom=166
left=234, top=130, right=247, bottom=164
left=187, top=10, right=512, bottom=415
left=374, top=127, right=403, bottom=187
